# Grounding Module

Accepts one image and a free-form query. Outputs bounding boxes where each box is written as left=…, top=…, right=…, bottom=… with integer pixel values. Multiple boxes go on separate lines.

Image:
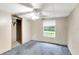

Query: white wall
left=31, top=17, right=68, bottom=45
left=0, top=10, right=11, bottom=54
left=0, top=9, right=32, bottom=54
left=22, top=18, right=32, bottom=44
left=12, top=17, right=16, bottom=42
left=56, top=18, right=68, bottom=45
left=67, top=4, right=79, bottom=54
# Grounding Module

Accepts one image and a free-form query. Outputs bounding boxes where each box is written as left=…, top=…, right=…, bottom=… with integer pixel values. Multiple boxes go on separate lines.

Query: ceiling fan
left=16, top=3, right=51, bottom=20
left=15, top=3, right=77, bottom=20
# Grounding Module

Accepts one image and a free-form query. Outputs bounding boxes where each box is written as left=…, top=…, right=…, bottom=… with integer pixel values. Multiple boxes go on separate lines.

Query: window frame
left=43, top=20, right=56, bottom=38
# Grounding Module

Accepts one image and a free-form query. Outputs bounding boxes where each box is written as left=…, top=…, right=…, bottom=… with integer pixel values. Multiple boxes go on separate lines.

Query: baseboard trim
left=31, top=40, right=67, bottom=47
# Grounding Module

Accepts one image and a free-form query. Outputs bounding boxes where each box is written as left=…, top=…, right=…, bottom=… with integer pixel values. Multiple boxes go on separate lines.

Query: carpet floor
left=2, top=40, right=71, bottom=55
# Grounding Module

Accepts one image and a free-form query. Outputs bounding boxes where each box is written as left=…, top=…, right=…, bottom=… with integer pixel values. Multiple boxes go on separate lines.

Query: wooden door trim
left=12, top=15, right=22, bottom=44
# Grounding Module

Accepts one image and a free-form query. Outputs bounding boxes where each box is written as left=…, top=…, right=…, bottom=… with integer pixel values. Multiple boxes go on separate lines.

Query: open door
left=16, top=19, right=22, bottom=44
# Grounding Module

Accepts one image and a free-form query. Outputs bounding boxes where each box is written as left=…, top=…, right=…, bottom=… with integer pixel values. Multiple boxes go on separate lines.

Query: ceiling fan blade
left=20, top=3, right=33, bottom=8
left=31, top=3, right=45, bottom=9
left=16, top=11, right=33, bottom=16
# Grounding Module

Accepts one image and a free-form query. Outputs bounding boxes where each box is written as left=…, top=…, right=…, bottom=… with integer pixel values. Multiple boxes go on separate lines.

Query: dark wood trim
left=12, top=14, right=22, bottom=20
left=12, top=14, right=23, bottom=44
left=31, top=40, right=67, bottom=47
left=16, top=19, right=22, bottom=44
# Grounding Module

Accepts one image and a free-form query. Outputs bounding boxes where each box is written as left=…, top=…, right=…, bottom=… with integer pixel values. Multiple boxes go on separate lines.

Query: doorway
left=16, top=19, right=22, bottom=44
left=12, top=15, right=22, bottom=48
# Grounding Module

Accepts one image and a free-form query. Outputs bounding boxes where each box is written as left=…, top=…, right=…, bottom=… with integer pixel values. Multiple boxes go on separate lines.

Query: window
left=43, top=20, right=56, bottom=38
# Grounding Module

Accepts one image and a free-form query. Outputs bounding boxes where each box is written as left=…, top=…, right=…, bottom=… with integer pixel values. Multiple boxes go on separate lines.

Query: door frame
left=12, top=15, right=22, bottom=44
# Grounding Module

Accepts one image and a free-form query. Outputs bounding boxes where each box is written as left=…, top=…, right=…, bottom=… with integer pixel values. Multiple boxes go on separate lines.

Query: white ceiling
left=0, top=3, right=78, bottom=19
left=0, top=3, right=32, bottom=14
left=20, top=3, right=78, bottom=18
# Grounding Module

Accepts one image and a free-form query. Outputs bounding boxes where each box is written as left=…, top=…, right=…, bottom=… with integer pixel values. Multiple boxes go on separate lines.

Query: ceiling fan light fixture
left=32, top=13, right=39, bottom=20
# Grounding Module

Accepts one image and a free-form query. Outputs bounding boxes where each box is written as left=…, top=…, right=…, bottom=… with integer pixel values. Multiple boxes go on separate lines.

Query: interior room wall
left=31, top=17, right=68, bottom=45
left=22, top=18, right=32, bottom=44
left=0, top=10, right=11, bottom=54
left=0, top=9, right=32, bottom=54
left=67, top=4, right=79, bottom=55
left=12, top=17, right=16, bottom=43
